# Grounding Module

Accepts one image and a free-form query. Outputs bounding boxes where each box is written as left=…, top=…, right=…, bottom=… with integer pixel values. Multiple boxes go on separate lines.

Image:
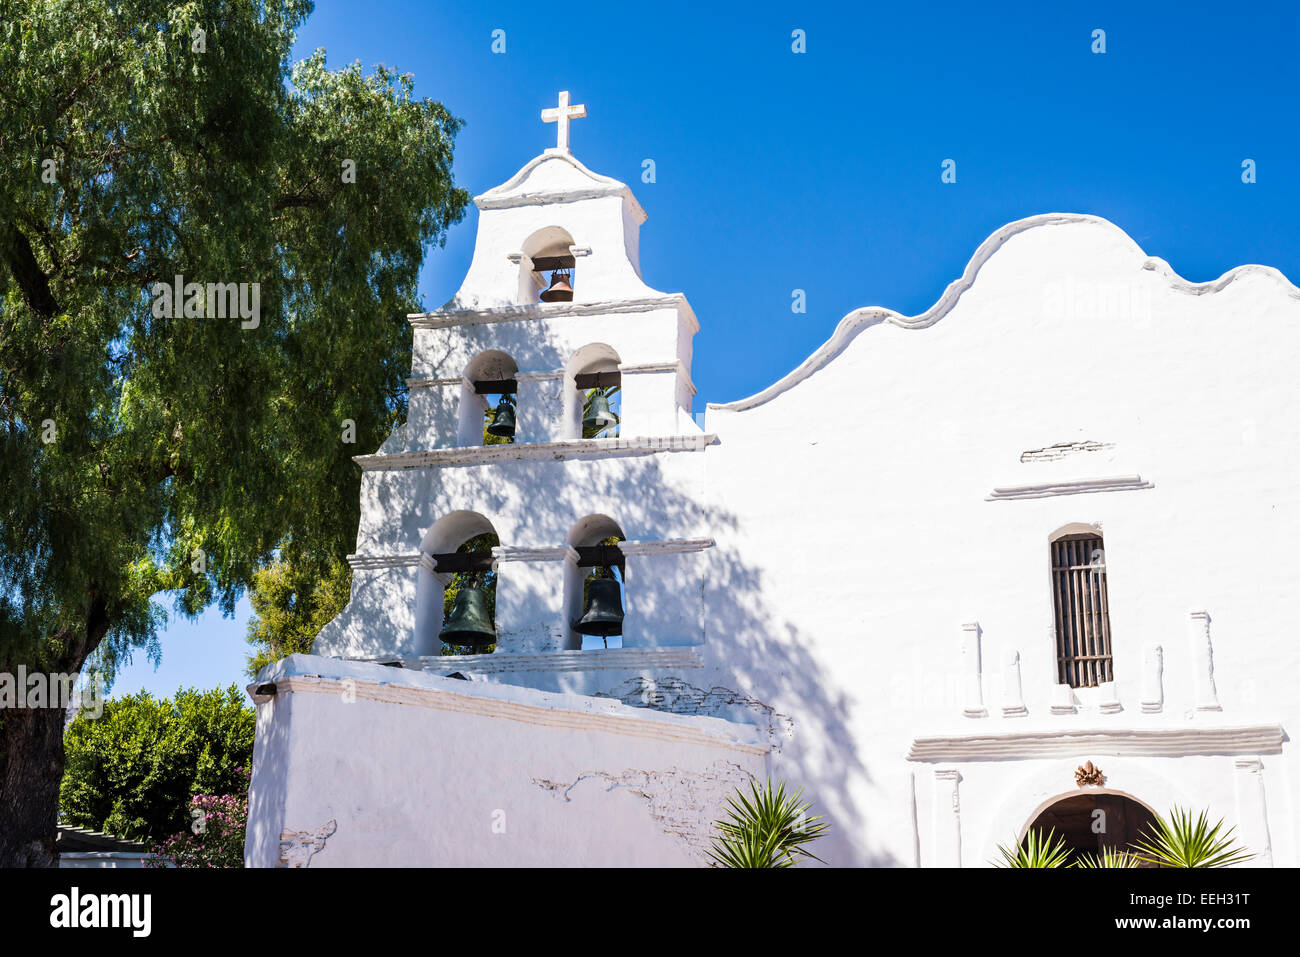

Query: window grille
left=1051, top=534, right=1113, bottom=688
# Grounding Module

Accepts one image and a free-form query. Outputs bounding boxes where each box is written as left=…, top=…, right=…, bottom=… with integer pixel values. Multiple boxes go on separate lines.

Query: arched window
left=565, top=515, right=626, bottom=650
left=520, top=226, right=576, bottom=305
left=458, top=350, right=518, bottom=447
left=563, top=344, right=622, bottom=440
left=415, top=512, right=500, bottom=656
left=1050, top=527, right=1113, bottom=687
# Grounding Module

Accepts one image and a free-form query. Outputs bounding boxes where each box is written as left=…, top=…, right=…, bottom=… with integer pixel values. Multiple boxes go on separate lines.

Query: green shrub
left=61, top=684, right=254, bottom=844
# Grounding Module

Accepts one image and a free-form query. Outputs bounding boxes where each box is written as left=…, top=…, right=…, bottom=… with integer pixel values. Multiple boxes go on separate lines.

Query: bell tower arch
left=414, top=511, right=500, bottom=656
left=564, top=515, right=626, bottom=651
left=519, top=225, right=577, bottom=305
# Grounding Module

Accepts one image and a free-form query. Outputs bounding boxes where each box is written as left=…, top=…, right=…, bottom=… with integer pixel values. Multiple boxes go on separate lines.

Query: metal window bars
left=1050, top=535, right=1114, bottom=688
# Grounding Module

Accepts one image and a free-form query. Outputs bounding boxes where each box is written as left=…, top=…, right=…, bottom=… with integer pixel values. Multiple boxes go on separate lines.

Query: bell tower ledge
left=407, top=291, right=698, bottom=332
left=353, top=431, right=716, bottom=471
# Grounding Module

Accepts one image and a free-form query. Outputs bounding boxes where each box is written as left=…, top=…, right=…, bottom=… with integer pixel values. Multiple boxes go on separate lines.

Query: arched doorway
left=1022, top=792, right=1157, bottom=865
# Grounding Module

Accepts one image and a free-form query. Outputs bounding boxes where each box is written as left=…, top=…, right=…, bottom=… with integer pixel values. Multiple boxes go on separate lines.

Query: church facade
left=244, top=95, right=1297, bottom=867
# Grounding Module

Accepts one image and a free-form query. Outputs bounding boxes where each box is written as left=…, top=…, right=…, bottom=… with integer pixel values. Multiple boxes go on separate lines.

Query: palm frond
left=993, top=827, right=1070, bottom=868
left=707, top=778, right=830, bottom=868
left=1132, top=806, right=1253, bottom=868
left=1072, top=845, right=1139, bottom=868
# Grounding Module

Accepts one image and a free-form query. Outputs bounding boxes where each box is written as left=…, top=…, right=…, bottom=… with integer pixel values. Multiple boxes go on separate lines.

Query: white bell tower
left=402, top=93, right=700, bottom=449
left=315, top=93, right=714, bottom=666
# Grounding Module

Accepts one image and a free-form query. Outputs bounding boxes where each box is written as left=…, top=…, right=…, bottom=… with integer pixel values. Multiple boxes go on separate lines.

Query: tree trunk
left=0, top=703, right=70, bottom=867
left=0, top=597, right=106, bottom=867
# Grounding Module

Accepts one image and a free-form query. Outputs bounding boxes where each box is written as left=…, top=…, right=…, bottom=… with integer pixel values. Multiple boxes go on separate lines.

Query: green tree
left=245, top=555, right=352, bottom=676
left=60, top=684, right=254, bottom=844
left=0, top=0, right=468, bottom=865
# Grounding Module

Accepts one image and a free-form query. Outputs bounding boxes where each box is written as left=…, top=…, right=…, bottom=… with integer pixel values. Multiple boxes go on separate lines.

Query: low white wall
left=245, top=655, right=768, bottom=867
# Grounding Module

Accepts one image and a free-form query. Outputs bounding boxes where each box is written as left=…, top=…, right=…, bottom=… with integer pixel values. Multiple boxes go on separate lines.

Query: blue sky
left=110, top=0, right=1300, bottom=697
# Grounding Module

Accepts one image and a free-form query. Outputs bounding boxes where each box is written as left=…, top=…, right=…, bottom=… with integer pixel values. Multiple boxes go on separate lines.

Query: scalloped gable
left=710, top=213, right=1300, bottom=414
left=475, top=151, right=648, bottom=223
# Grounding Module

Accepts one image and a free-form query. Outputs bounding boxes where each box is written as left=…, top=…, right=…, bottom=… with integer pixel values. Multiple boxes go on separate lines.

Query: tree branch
left=1, top=224, right=59, bottom=319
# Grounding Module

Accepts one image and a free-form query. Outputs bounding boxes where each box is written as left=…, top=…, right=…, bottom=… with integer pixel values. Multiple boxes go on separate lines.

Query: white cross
left=541, top=90, right=586, bottom=152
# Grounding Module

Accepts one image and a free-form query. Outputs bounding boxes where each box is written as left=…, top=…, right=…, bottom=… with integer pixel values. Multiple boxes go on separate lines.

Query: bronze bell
left=582, top=388, right=618, bottom=435
left=485, top=398, right=515, bottom=438
left=573, top=575, right=624, bottom=636
left=539, top=269, right=573, bottom=303
left=439, top=580, right=497, bottom=647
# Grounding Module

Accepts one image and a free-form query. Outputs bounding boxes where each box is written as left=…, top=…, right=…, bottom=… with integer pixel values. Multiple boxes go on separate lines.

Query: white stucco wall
left=244, top=656, right=767, bottom=867
left=268, top=149, right=1300, bottom=868
left=696, top=214, right=1298, bottom=867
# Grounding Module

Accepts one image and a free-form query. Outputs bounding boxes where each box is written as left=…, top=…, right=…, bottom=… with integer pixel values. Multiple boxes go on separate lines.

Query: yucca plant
left=1072, top=846, right=1139, bottom=868
left=1131, top=806, right=1254, bottom=868
left=992, top=827, right=1071, bottom=868
left=707, top=779, right=829, bottom=868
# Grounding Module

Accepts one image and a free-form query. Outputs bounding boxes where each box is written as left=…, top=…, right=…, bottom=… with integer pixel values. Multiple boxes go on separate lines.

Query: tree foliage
left=245, top=555, right=351, bottom=676
left=0, top=0, right=468, bottom=865
left=60, top=684, right=254, bottom=844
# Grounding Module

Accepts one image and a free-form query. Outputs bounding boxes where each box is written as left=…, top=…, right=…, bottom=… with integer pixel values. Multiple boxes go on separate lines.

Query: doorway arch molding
left=1017, top=787, right=1158, bottom=843
left=977, top=757, right=1197, bottom=867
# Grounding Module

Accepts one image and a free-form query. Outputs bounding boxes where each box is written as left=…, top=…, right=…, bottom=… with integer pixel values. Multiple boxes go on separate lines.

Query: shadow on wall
left=700, top=523, right=885, bottom=866
left=244, top=696, right=291, bottom=867
left=376, top=459, right=880, bottom=864
left=337, top=324, right=884, bottom=866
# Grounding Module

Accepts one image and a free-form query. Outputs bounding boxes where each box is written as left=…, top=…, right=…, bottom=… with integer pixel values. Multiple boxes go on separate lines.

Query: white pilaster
left=515, top=371, right=564, bottom=444
left=1190, top=610, right=1222, bottom=712
left=1233, top=758, right=1272, bottom=867
left=1001, top=649, right=1027, bottom=717
left=1141, top=643, right=1164, bottom=713
left=960, top=622, right=987, bottom=718
left=932, top=769, right=962, bottom=867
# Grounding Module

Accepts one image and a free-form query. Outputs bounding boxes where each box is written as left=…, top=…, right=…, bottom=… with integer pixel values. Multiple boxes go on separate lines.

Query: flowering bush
left=146, top=768, right=249, bottom=868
